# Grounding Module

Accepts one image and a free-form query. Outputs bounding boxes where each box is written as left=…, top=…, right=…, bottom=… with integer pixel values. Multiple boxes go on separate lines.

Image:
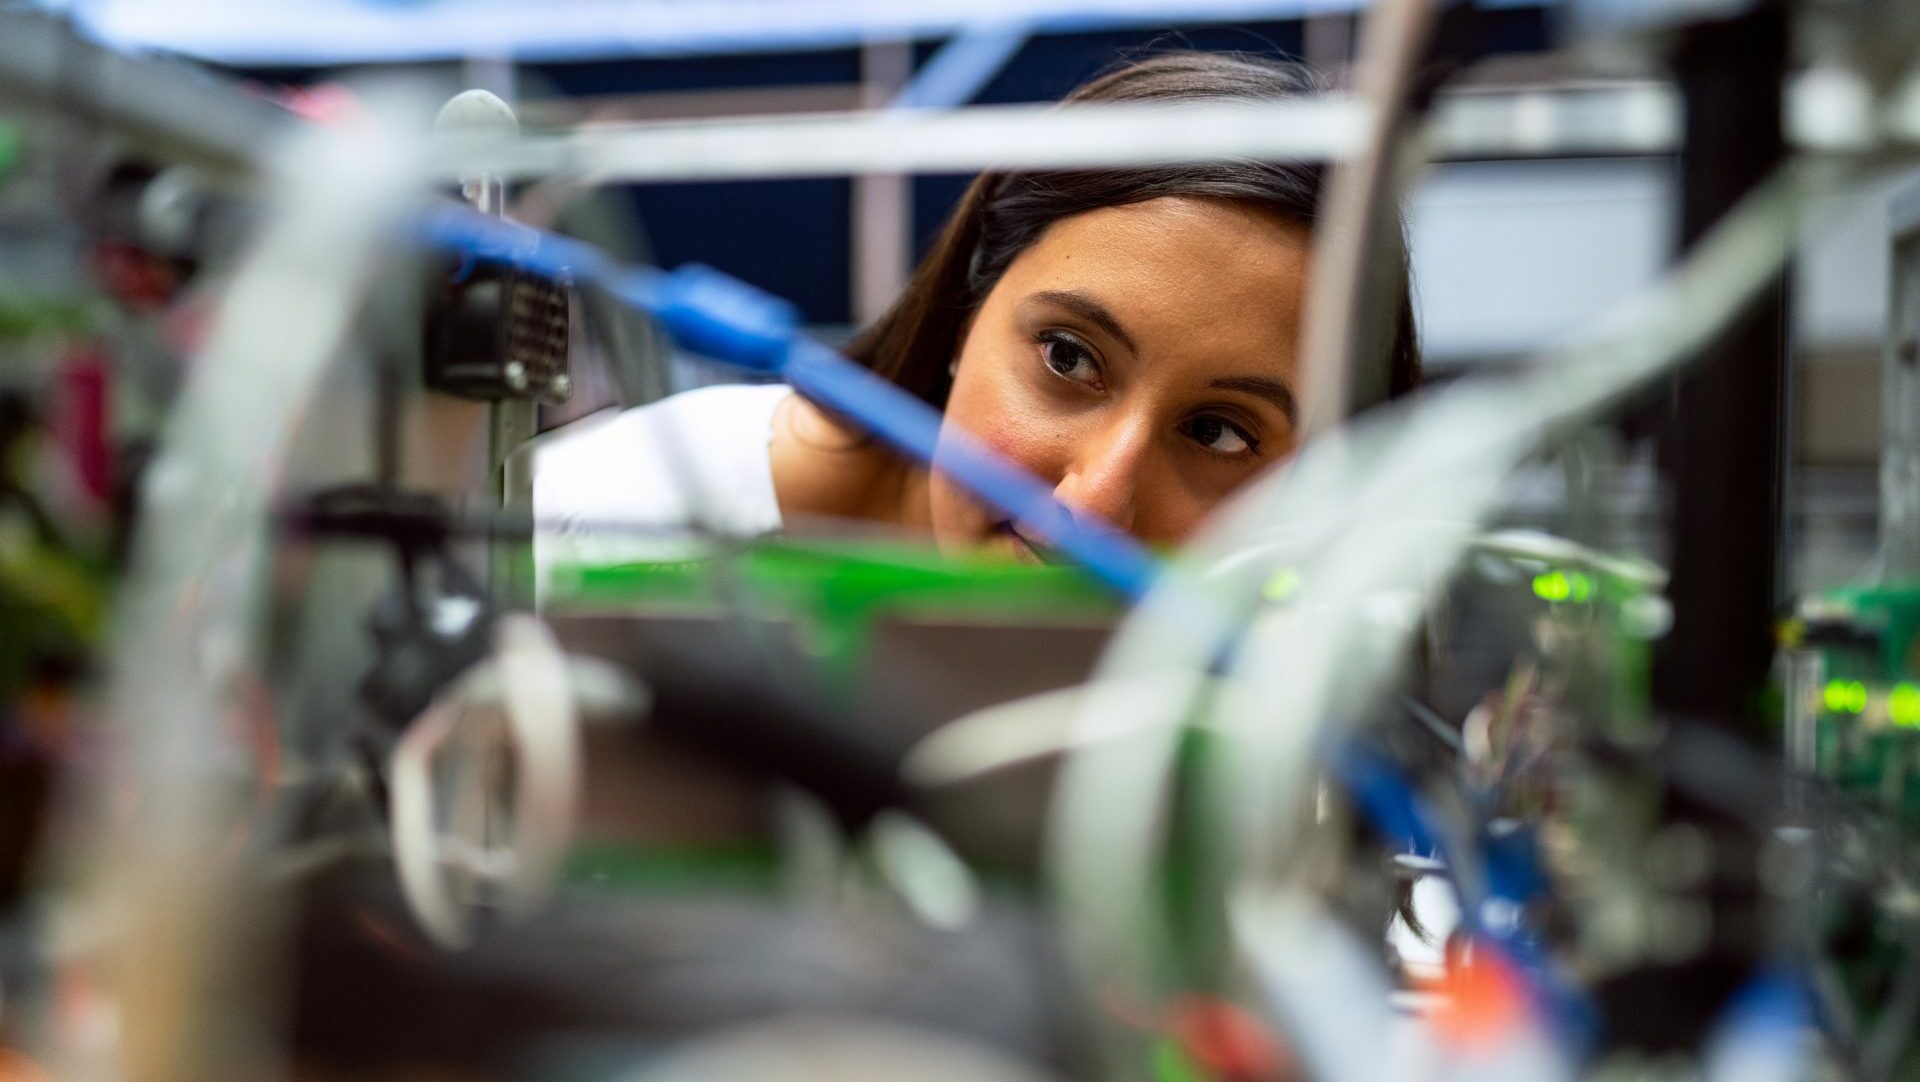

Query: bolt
left=549, top=373, right=572, bottom=399
left=503, top=360, right=528, bottom=391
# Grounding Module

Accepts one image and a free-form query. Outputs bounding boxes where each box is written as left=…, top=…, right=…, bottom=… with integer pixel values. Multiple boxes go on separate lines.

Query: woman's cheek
left=926, top=370, right=1063, bottom=549
left=948, top=371, right=1071, bottom=481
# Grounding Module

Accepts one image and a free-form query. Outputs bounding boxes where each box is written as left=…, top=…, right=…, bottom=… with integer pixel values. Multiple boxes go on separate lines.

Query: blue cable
left=423, top=204, right=1625, bottom=1058
left=420, top=205, right=1605, bottom=1045
left=781, top=338, right=1161, bottom=597
left=1326, top=738, right=1600, bottom=1052
left=417, top=205, right=1161, bottom=600
left=1704, top=968, right=1812, bottom=1078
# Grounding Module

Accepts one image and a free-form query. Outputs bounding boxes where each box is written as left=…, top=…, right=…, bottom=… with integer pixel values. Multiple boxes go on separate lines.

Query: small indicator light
left=1890, top=684, right=1920, bottom=728
left=1824, top=680, right=1868, bottom=715
left=1532, top=571, right=1571, bottom=603
left=1264, top=567, right=1301, bottom=603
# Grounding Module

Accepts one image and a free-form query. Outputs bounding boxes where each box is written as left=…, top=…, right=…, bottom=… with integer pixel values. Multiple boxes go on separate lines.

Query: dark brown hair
left=845, top=50, right=1421, bottom=411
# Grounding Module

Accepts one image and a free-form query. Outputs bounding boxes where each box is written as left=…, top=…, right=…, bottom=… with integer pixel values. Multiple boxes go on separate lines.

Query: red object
left=1425, top=948, right=1529, bottom=1050
left=53, top=346, right=112, bottom=506
left=270, top=82, right=363, bottom=125
left=1167, top=996, right=1291, bottom=1081
left=88, top=240, right=179, bottom=309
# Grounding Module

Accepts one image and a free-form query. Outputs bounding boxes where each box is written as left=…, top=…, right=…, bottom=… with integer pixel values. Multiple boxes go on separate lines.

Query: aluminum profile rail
left=428, top=83, right=1690, bottom=186
left=70, top=0, right=1540, bottom=66
left=0, top=9, right=288, bottom=181
left=425, top=68, right=1920, bottom=186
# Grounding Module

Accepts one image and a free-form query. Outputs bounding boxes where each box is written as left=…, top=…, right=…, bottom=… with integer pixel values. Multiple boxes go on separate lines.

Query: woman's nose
left=1050, top=418, right=1150, bottom=534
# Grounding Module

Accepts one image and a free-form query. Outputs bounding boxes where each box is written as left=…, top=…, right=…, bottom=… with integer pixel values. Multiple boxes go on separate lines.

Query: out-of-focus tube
left=1047, top=161, right=1824, bottom=1075
left=98, top=105, right=421, bottom=1082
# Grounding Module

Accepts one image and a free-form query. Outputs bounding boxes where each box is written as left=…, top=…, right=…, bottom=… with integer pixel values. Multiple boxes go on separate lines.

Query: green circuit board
left=1782, top=582, right=1920, bottom=827
left=544, top=537, right=1123, bottom=677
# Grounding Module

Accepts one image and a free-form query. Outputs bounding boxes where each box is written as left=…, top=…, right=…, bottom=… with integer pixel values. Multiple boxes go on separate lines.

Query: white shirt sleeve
left=532, top=383, right=791, bottom=590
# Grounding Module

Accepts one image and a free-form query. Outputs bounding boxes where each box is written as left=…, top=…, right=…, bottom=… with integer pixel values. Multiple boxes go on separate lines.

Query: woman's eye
left=1039, top=333, right=1102, bottom=387
left=1183, top=414, right=1258, bottom=457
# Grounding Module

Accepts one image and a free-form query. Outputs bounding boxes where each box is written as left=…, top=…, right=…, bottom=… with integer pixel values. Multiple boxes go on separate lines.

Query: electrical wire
left=389, top=613, right=580, bottom=949
left=417, top=134, right=1860, bottom=1079
left=1401, top=694, right=1463, bottom=755
left=1046, top=157, right=1835, bottom=1079
left=67, top=31, right=1888, bottom=1081
left=414, top=205, right=1167, bottom=601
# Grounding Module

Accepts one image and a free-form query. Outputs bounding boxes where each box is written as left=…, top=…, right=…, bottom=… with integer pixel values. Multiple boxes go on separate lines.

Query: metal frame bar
left=429, top=85, right=1697, bottom=188
left=1651, top=1, right=1792, bottom=736
left=427, top=78, right=1920, bottom=187
left=0, top=9, right=287, bottom=181
left=1880, top=180, right=1920, bottom=578
left=72, top=0, right=1535, bottom=66
left=10, top=5, right=1907, bottom=193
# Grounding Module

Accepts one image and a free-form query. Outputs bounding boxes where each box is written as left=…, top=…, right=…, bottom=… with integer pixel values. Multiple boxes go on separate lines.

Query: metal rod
left=1652, top=2, right=1792, bottom=730
left=0, top=9, right=286, bottom=182
left=435, top=97, right=1372, bottom=182
left=1297, top=0, right=1441, bottom=438
left=71, top=0, right=1469, bottom=66
left=429, top=75, right=1920, bottom=185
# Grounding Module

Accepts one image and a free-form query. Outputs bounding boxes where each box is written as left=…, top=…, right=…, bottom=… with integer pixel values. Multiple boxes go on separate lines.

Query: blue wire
left=1326, top=738, right=1600, bottom=1051
left=784, top=339, right=1159, bottom=596
left=421, top=203, right=1619, bottom=1052
left=417, top=205, right=1161, bottom=600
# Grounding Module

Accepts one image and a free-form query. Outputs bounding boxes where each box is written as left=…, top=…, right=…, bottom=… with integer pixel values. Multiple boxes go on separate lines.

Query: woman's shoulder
left=533, top=382, right=792, bottom=537
left=767, top=392, right=917, bottom=525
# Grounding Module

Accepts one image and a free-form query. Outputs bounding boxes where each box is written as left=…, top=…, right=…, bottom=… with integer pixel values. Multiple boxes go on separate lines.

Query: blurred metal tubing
left=436, top=74, right=1920, bottom=185
left=0, top=9, right=287, bottom=181
left=440, top=99, right=1366, bottom=182
left=434, top=87, right=1659, bottom=184
left=73, top=0, right=1538, bottom=66
left=1432, top=84, right=1679, bottom=159
left=2, top=5, right=1900, bottom=189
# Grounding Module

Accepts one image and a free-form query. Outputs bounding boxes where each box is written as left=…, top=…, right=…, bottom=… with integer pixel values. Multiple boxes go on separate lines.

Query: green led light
left=1531, top=569, right=1596, bottom=604
left=1891, top=684, right=1920, bottom=728
left=1264, top=567, right=1301, bottom=603
left=1533, top=570, right=1571, bottom=602
left=1569, top=572, right=1594, bottom=603
left=1825, top=679, right=1868, bottom=715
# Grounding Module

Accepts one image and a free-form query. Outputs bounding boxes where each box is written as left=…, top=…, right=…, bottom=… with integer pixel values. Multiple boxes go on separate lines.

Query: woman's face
left=931, top=195, right=1312, bottom=561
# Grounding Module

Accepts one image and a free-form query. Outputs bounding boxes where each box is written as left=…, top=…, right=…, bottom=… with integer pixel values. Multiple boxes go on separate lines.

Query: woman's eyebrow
left=1029, top=289, right=1138, bottom=354
left=1209, top=375, right=1299, bottom=426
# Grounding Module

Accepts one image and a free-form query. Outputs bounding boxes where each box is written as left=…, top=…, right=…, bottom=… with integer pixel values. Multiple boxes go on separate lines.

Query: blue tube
left=1325, top=738, right=1600, bottom=1052
left=421, top=204, right=1609, bottom=1046
left=782, top=339, right=1160, bottom=597
left=418, top=205, right=1162, bottom=599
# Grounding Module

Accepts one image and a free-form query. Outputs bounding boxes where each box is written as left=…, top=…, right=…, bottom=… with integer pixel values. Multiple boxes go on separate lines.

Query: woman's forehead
left=996, top=196, right=1313, bottom=361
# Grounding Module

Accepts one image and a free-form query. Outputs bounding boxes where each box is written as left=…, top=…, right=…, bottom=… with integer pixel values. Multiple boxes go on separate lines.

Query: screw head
left=502, top=361, right=528, bottom=391
left=548, top=373, right=572, bottom=398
